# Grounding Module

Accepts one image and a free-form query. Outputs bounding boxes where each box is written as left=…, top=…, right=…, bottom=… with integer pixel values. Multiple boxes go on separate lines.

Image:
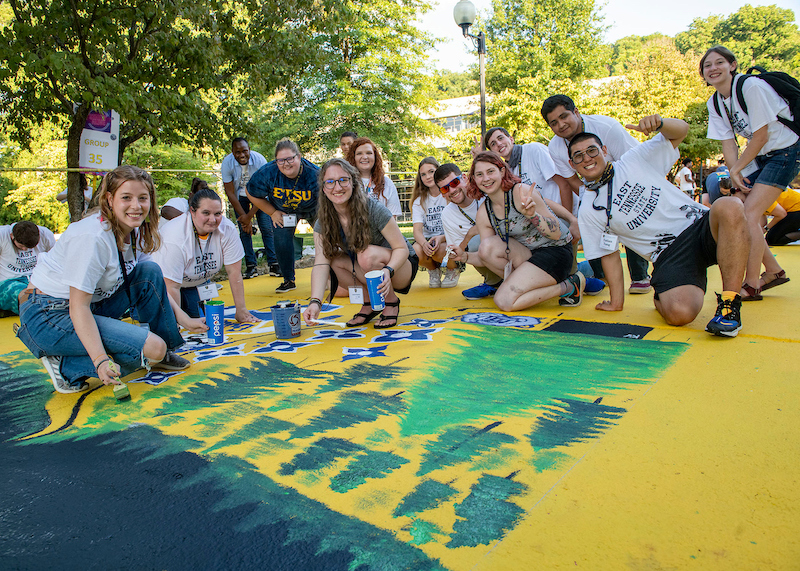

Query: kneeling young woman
left=152, top=187, right=259, bottom=328
left=469, top=151, right=583, bottom=311
left=303, top=158, right=418, bottom=329
left=16, top=166, right=188, bottom=394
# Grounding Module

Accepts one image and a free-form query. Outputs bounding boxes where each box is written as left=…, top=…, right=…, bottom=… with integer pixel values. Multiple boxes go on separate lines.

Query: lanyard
left=485, top=189, right=511, bottom=258
left=457, top=205, right=476, bottom=226
left=590, top=169, right=616, bottom=233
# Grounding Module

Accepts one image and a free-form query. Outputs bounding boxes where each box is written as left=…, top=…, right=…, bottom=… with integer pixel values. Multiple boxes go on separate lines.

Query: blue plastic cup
left=205, top=300, right=225, bottom=345
left=365, top=270, right=385, bottom=311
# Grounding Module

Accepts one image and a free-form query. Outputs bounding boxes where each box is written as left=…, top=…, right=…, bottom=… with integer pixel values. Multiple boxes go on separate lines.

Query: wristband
left=308, top=298, right=322, bottom=307
left=94, top=357, right=110, bottom=370
left=656, top=118, right=663, bottom=131
left=93, top=353, right=110, bottom=366
left=384, top=266, right=395, bottom=278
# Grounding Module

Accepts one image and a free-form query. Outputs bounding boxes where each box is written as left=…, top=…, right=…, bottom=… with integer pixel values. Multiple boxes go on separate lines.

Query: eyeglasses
left=323, top=177, right=352, bottom=190
left=276, top=153, right=298, bottom=166
left=439, top=176, right=462, bottom=193
left=570, top=146, right=601, bottom=164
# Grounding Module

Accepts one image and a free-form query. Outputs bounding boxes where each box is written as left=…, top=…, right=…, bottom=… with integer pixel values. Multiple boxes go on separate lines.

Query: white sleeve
left=441, top=207, right=464, bottom=246
left=150, top=241, right=189, bottom=284
left=548, top=138, right=576, bottom=178
left=525, top=143, right=558, bottom=181
left=743, top=78, right=789, bottom=133
left=39, top=227, right=56, bottom=251
left=382, top=177, right=402, bottom=216
left=604, top=120, right=639, bottom=160
left=411, top=196, right=424, bottom=224
left=621, top=134, right=678, bottom=178
left=61, top=234, right=115, bottom=294
left=220, top=219, right=245, bottom=265
left=707, top=96, right=734, bottom=140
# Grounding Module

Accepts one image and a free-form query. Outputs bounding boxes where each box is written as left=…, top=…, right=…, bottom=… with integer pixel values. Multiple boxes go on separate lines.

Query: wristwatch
left=384, top=265, right=395, bottom=277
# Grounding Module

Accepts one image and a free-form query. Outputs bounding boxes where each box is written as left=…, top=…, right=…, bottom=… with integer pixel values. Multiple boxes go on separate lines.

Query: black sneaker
left=269, top=264, right=282, bottom=277
left=558, top=271, right=586, bottom=307
left=41, top=356, right=89, bottom=394
left=705, top=293, right=742, bottom=337
left=154, top=350, right=191, bottom=370
left=243, top=266, right=258, bottom=279
left=275, top=280, right=296, bottom=293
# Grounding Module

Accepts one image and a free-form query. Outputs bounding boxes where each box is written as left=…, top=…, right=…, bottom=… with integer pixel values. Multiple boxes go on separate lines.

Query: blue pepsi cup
left=205, top=300, right=225, bottom=345
left=365, top=270, right=385, bottom=311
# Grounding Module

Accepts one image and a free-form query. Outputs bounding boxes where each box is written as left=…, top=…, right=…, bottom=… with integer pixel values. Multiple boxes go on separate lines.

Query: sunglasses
left=439, top=176, right=462, bottom=193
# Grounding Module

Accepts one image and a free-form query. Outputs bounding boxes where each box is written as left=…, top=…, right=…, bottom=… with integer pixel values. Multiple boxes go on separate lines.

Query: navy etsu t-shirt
left=247, top=158, right=320, bottom=214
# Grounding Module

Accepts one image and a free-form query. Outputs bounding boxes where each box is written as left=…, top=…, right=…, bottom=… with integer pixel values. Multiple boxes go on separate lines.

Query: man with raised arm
left=569, top=114, right=749, bottom=337
left=542, top=94, right=652, bottom=295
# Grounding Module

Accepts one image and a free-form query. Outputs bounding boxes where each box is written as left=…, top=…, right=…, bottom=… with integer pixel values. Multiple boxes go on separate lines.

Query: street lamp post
left=453, top=0, right=486, bottom=149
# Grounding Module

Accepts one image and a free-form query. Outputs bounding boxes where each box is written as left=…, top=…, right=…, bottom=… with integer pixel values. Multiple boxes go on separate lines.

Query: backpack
left=712, top=66, right=800, bottom=137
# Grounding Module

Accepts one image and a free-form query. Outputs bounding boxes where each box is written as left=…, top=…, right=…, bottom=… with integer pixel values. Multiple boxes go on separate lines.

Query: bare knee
left=143, top=333, right=167, bottom=361
left=656, top=300, right=702, bottom=326
left=493, top=285, right=515, bottom=312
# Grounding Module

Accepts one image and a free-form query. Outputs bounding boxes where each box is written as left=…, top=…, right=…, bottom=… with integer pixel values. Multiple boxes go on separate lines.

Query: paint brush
left=310, top=319, right=347, bottom=328
left=108, top=361, right=130, bottom=400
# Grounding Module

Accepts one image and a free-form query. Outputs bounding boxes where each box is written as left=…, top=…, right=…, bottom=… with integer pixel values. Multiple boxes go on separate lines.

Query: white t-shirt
left=158, top=197, right=190, bottom=229
left=364, top=176, right=402, bottom=217
left=514, top=142, right=567, bottom=213
left=0, top=224, right=56, bottom=281
left=706, top=75, right=799, bottom=155
left=221, top=150, right=268, bottom=197
left=152, top=211, right=244, bottom=288
left=442, top=199, right=481, bottom=246
left=31, top=213, right=142, bottom=301
left=578, top=134, right=709, bottom=264
left=411, top=193, right=447, bottom=239
left=678, top=166, right=694, bottom=192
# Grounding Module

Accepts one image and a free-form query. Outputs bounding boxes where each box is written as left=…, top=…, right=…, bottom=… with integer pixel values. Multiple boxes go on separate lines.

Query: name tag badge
left=283, top=214, right=297, bottom=227
left=503, top=260, right=513, bottom=281
left=348, top=286, right=364, bottom=305
left=197, top=283, right=219, bottom=301
left=600, top=233, right=619, bottom=251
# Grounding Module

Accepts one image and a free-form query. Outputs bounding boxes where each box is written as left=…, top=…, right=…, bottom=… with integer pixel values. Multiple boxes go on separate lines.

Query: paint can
left=205, top=300, right=225, bottom=345
left=271, top=300, right=301, bottom=339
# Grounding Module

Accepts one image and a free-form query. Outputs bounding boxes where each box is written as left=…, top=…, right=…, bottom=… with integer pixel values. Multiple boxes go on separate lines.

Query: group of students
left=7, top=44, right=800, bottom=395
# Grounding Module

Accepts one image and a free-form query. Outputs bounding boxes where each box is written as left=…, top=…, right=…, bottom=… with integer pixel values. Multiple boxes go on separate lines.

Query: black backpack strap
left=735, top=74, right=749, bottom=115
left=712, top=92, right=722, bottom=119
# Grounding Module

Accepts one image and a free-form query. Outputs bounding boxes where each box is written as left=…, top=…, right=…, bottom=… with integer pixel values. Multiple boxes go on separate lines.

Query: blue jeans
left=180, top=286, right=202, bottom=318
left=238, top=195, right=276, bottom=268
left=589, top=247, right=649, bottom=282
left=16, top=261, right=184, bottom=385
left=274, top=211, right=315, bottom=282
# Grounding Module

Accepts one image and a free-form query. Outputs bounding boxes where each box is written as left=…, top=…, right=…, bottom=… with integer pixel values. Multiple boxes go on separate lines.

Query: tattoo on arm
left=545, top=217, right=559, bottom=233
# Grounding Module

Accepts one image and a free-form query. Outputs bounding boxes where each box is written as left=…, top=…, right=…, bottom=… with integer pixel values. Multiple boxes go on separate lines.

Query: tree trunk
left=66, top=106, right=91, bottom=222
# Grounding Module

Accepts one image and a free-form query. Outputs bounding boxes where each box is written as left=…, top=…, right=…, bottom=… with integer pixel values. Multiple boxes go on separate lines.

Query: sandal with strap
left=760, top=270, right=790, bottom=291
left=374, top=299, right=400, bottom=329
left=346, top=304, right=381, bottom=327
left=740, top=283, right=763, bottom=301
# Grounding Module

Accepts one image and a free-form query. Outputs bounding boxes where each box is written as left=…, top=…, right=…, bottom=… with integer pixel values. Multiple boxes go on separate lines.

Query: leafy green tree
left=675, top=5, right=800, bottom=76
left=428, top=69, right=480, bottom=100
left=0, top=0, right=331, bottom=221
left=607, top=33, right=670, bottom=75
left=254, top=0, right=440, bottom=171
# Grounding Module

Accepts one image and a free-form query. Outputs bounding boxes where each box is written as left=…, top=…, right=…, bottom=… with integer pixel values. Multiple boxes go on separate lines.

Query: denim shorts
left=754, top=138, right=800, bottom=190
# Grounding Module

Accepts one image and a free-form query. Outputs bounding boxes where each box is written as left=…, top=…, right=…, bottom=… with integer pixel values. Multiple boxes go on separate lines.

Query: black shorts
left=394, top=252, right=420, bottom=295
left=527, top=244, right=572, bottom=283
left=651, top=212, right=717, bottom=299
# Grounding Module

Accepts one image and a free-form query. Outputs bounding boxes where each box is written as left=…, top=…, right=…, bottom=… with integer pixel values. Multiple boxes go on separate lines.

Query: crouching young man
left=570, top=115, right=749, bottom=336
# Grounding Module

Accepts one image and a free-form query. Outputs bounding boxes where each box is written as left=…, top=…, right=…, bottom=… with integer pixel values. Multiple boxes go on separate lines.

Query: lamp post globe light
left=453, top=0, right=486, bottom=148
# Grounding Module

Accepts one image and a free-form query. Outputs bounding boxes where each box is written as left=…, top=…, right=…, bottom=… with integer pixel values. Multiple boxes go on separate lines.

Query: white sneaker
left=41, top=356, right=89, bottom=394
left=441, top=268, right=460, bottom=288
left=428, top=267, right=442, bottom=288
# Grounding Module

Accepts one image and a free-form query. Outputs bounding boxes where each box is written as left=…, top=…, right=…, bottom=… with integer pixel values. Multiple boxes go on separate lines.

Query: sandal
left=346, top=304, right=381, bottom=327
left=760, top=270, right=790, bottom=291
left=374, top=299, right=400, bottom=329
left=740, top=283, right=763, bottom=301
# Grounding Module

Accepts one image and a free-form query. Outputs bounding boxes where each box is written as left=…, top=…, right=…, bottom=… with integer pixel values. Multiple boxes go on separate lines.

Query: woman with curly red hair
left=468, top=151, right=584, bottom=311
